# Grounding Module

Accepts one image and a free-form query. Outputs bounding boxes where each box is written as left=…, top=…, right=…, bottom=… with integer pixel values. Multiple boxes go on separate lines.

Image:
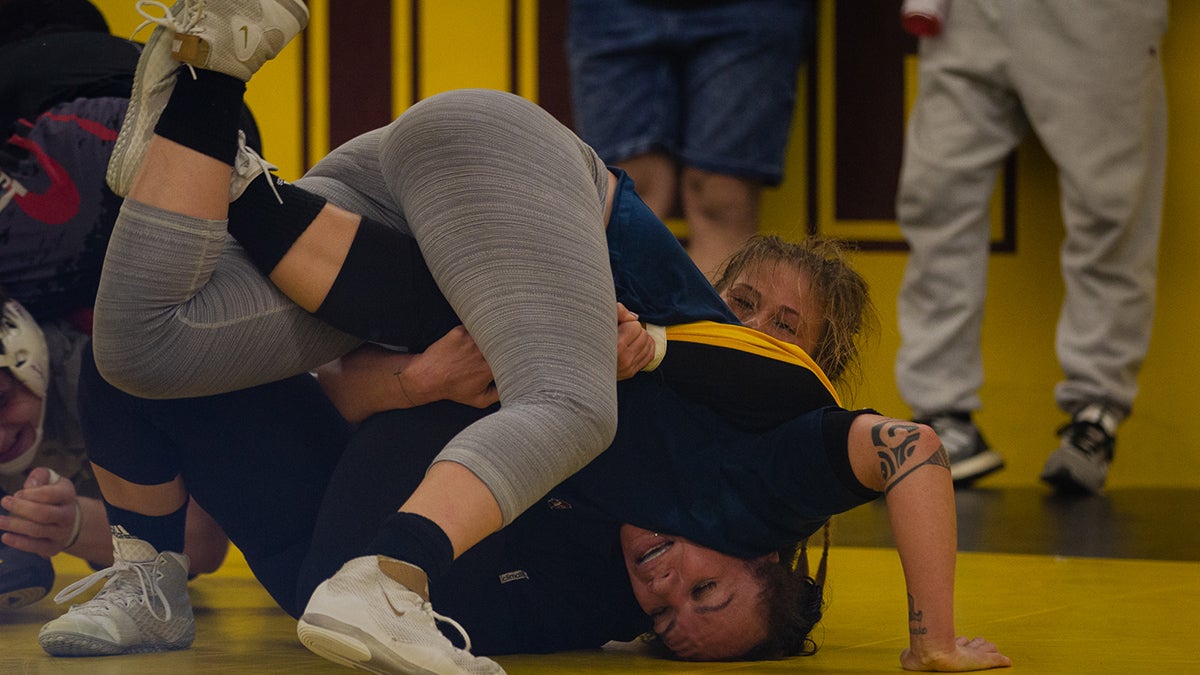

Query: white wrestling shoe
left=38, top=535, right=193, bottom=656
left=106, top=0, right=193, bottom=196
left=105, top=0, right=309, bottom=197
left=167, top=0, right=310, bottom=82
left=230, top=129, right=280, bottom=202
left=297, top=555, right=505, bottom=675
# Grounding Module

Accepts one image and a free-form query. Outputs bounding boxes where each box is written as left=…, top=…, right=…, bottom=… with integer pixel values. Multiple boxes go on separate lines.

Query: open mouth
left=0, top=427, right=29, bottom=464
left=637, top=539, right=673, bottom=566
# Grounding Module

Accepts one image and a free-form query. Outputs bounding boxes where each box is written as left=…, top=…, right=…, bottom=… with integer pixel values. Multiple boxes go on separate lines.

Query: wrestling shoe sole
left=298, top=612, right=452, bottom=675
left=39, top=630, right=192, bottom=656
left=106, top=17, right=178, bottom=196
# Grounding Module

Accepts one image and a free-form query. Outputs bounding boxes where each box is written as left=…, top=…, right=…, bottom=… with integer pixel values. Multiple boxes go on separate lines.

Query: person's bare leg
left=618, top=151, right=677, bottom=220
left=90, top=465, right=188, bottom=517
left=266, top=203, right=360, bottom=312
left=398, top=463, right=502, bottom=558
left=180, top=499, right=229, bottom=575
left=681, top=166, right=761, bottom=280
left=127, top=136, right=232, bottom=220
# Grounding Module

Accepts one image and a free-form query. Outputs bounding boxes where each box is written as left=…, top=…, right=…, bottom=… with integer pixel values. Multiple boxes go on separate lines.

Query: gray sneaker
left=1040, top=403, right=1118, bottom=495
left=916, top=412, right=1005, bottom=485
left=298, top=555, right=505, bottom=674
left=38, top=535, right=193, bottom=656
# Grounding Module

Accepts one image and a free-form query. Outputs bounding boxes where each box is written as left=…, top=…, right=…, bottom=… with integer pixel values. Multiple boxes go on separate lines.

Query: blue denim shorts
left=568, top=0, right=815, bottom=185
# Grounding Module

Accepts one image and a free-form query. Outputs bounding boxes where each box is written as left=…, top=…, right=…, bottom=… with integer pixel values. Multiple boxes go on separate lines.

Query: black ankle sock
left=154, top=68, right=246, bottom=165
left=227, top=179, right=327, bottom=273
left=366, top=512, right=454, bottom=581
left=103, top=501, right=187, bottom=554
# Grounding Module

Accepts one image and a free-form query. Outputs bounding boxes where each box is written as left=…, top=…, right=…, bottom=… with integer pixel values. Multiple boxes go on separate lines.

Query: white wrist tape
left=46, top=469, right=82, bottom=549
left=641, top=323, right=667, bottom=372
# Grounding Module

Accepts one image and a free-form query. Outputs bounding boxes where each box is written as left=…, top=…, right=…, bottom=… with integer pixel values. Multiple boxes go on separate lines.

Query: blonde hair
left=712, top=235, right=878, bottom=394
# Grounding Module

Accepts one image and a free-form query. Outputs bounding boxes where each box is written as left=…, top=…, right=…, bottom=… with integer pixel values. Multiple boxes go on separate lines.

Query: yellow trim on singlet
left=664, top=321, right=841, bottom=407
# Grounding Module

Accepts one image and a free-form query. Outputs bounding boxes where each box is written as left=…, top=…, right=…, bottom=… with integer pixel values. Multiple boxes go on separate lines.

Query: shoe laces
left=426, top=602, right=476, bottom=654
left=52, top=557, right=174, bottom=622
left=1057, top=420, right=1115, bottom=461
left=133, top=0, right=208, bottom=79
left=234, top=131, right=282, bottom=203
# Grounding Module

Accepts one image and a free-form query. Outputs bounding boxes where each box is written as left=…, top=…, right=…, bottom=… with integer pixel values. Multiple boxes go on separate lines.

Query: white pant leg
left=894, top=0, right=1027, bottom=416
left=1008, top=0, right=1169, bottom=417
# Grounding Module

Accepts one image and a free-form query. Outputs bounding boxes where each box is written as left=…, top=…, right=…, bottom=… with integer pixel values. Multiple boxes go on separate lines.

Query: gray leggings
left=93, top=89, right=618, bottom=524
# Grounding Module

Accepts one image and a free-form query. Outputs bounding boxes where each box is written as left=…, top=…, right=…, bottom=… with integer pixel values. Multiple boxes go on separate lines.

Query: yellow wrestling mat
left=2, top=544, right=1197, bottom=673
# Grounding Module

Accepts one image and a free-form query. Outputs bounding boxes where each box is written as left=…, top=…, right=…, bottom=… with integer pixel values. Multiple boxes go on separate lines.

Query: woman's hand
left=317, top=327, right=498, bottom=423
left=616, top=303, right=656, bottom=379
left=401, top=326, right=498, bottom=409
left=901, top=636, right=1012, bottom=671
left=0, top=467, right=80, bottom=557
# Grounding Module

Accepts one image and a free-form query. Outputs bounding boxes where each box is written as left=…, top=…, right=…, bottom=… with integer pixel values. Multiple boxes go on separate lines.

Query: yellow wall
left=93, top=1, right=1200, bottom=487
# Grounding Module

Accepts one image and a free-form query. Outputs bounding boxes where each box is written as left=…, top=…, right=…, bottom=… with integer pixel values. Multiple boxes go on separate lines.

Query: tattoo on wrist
left=908, top=593, right=929, bottom=635
left=392, top=367, right=415, bottom=407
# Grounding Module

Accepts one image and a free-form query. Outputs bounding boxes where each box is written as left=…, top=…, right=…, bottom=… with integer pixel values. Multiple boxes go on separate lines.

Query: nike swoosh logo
left=381, top=579, right=409, bottom=618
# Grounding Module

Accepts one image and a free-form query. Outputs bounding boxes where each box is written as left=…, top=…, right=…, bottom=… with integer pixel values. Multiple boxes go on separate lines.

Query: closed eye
left=773, top=317, right=797, bottom=335
left=728, top=295, right=754, bottom=312
left=691, top=581, right=716, bottom=599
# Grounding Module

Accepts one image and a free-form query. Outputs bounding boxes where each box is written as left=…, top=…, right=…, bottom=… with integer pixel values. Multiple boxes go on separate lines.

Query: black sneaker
left=0, top=505, right=55, bottom=610
left=1040, top=403, right=1118, bottom=495
left=916, top=412, right=1006, bottom=486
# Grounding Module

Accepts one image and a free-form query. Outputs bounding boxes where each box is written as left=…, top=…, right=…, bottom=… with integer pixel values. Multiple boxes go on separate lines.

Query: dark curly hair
left=741, top=520, right=831, bottom=659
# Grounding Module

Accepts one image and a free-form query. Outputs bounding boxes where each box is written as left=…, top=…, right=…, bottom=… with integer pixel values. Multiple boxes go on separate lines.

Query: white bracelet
left=64, top=499, right=82, bottom=550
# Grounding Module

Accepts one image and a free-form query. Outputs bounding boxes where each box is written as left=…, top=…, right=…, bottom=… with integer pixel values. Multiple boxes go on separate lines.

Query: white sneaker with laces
left=38, top=536, right=193, bottom=656
left=105, top=0, right=309, bottom=197
left=297, top=555, right=506, bottom=675
left=167, top=0, right=310, bottom=82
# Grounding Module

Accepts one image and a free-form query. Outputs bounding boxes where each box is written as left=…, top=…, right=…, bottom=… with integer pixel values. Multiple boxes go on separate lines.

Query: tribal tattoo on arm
left=871, top=420, right=951, bottom=495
